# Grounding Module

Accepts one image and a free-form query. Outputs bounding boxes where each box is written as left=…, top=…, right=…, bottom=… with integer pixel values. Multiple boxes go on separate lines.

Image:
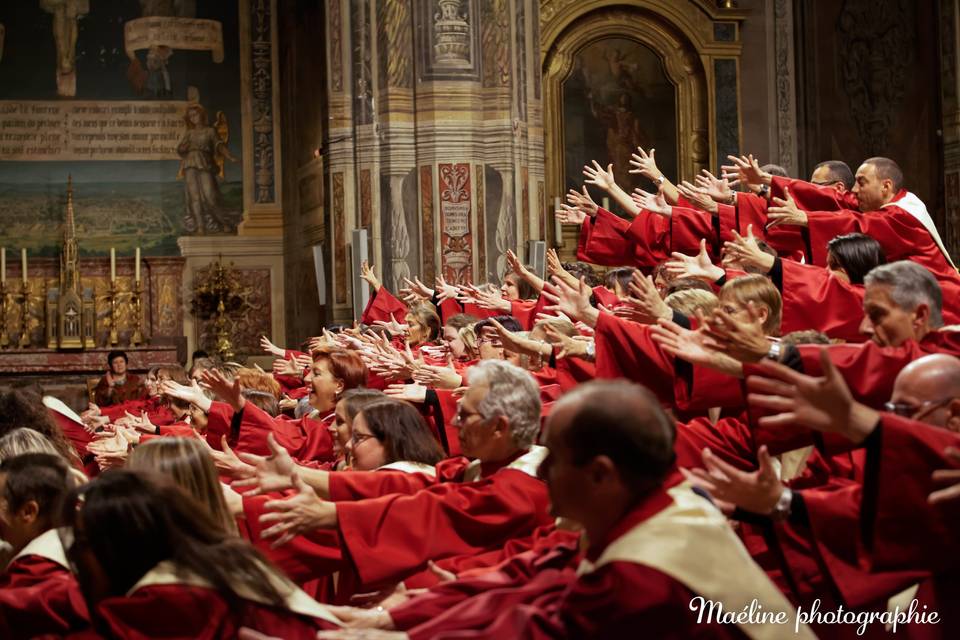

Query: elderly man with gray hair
left=743, top=260, right=960, bottom=408
left=257, top=360, right=553, bottom=591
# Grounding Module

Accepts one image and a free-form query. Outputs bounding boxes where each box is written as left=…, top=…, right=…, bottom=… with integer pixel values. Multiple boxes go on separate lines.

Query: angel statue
left=177, top=103, right=238, bottom=234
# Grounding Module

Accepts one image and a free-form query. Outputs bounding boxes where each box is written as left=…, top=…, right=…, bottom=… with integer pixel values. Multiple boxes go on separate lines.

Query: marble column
left=324, top=0, right=544, bottom=323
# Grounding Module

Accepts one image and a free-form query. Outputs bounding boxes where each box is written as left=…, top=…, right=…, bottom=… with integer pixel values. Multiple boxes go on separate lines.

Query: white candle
left=1, top=247, right=5, bottom=283
left=602, top=196, right=610, bottom=211
left=20, top=249, right=26, bottom=284
left=110, top=248, right=116, bottom=282
left=135, top=247, right=141, bottom=282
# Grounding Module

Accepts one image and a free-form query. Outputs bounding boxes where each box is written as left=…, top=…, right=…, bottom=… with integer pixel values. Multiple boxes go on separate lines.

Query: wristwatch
left=585, top=341, right=596, bottom=361
left=766, top=341, right=782, bottom=361
left=655, top=175, right=665, bottom=186
left=758, top=184, right=770, bottom=198
left=769, top=487, right=793, bottom=521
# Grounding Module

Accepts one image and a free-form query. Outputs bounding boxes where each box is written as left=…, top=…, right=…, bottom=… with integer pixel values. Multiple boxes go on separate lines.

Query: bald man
left=745, top=352, right=960, bottom=635
left=475, top=380, right=813, bottom=639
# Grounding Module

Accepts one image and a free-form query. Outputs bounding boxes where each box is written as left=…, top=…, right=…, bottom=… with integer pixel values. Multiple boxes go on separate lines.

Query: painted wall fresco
left=562, top=37, right=677, bottom=201
left=0, top=1, right=242, bottom=257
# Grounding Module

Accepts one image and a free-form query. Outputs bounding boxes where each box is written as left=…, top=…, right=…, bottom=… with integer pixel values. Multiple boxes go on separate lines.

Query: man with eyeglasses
left=742, top=351, right=960, bottom=635
left=257, top=360, right=554, bottom=593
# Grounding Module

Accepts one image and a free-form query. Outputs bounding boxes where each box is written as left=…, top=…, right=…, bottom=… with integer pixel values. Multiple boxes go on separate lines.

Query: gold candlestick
left=18, top=280, right=30, bottom=348
left=130, top=279, right=144, bottom=346
left=0, top=281, right=9, bottom=349
left=108, top=280, right=120, bottom=346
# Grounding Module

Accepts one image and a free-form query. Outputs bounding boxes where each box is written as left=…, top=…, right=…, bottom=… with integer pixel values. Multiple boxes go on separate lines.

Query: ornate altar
left=45, top=177, right=96, bottom=349
left=0, top=180, right=188, bottom=405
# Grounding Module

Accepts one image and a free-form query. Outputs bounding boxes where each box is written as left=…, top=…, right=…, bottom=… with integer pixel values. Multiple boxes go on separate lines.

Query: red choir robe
left=791, top=331, right=960, bottom=409
left=402, top=524, right=580, bottom=589
left=221, top=400, right=335, bottom=463
left=770, top=177, right=959, bottom=283
left=99, top=395, right=176, bottom=426
left=593, top=312, right=676, bottom=404
left=0, top=529, right=90, bottom=639
left=71, top=560, right=340, bottom=640
left=718, top=191, right=808, bottom=262
left=400, top=546, right=580, bottom=639
left=334, top=447, right=552, bottom=588
left=778, top=259, right=866, bottom=342
left=576, top=208, right=643, bottom=266
left=836, top=414, right=960, bottom=637
left=44, top=396, right=95, bottom=460
left=455, top=477, right=814, bottom=639
left=360, top=287, right=408, bottom=325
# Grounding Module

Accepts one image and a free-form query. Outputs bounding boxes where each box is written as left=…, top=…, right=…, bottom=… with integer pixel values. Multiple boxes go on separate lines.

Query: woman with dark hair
left=60, top=470, right=339, bottom=638
left=0, top=390, right=84, bottom=471
left=603, top=266, right=637, bottom=300
left=331, top=388, right=385, bottom=468
left=347, top=399, right=444, bottom=473
left=826, top=232, right=887, bottom=285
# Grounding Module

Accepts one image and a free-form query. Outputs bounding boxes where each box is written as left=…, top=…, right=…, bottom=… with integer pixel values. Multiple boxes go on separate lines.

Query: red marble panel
left=438, top=163, right=473, bottom=285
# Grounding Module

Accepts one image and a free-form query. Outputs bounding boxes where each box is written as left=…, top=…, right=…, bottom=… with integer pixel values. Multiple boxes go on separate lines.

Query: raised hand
left=566, top=186, right=599, bottom=216
left=542, top=276, right=599, bottom=327
left=505, top=249, right=527, bottom=277
left=384, top=383, right=428, bottom=403
left=767, top=187, right=808, bottom=227
left=233, top=433, right=298, bottom=494
left=723, top=225, right=775, bottom=273
left=543, top=325, right=592, bottom=360
left=406, top=276, right=434, bottom=299
left=412, top=363, right=463, bottom=390
left=488, top=318, right=552, bottom=359
left=631, top=189, right=671, bottom=217
left=160, top=379, right=212, bottom=412
left=360, top=260, right=382, bottom=292
left=703, top=301, right=771, bottom=363
left=260, top=473, right=337, bottom=547
left=745, top=349, right=879, bottom=443
left=198, top=369, right=245, bottom=412
left=373, top=317, right=409, bottom=335
left=259, top=335, right=285, bottom=357
left=694, top=169, right=734, bottom=203
left=556, top=204, right=587, bottom=226
left=434, top=274, right=459, bottom=303
left=582, top=160, right=617, bottom=192
left=628, top=147, right=660, bottom=181
left=720, top=153, right=769, bottom=189
left=201, top=435, right=256, bottom=479
left=677, top=181, right=718, bottom=214
left=685, top=445, right=785, bottom=515
left=619, top=272, right=672, bottom=324
left=649, top=315, right=729, bottom=371
left=664, top=239, right=724, bottom=282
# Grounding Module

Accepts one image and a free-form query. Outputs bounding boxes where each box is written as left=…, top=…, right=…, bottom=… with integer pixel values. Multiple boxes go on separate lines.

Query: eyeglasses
left=452, top=406, right=484, bottom=426
left=884, top=397, right=954, bottom=419
left=351, top=431, right=378, bottom=446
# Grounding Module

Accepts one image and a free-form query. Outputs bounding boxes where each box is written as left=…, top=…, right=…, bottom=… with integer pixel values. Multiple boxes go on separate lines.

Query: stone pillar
left=324, top=0, right=543, bottom=322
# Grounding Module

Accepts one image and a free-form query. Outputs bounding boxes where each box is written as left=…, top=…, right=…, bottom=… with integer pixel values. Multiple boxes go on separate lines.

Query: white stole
left=12, top=528, right=71, bottom=570
left=462, top=445, right=548, bottom=482
left=884, top=192, right=957, bottom=270
left=377, top=460, right=437, bottom=476
left=128, top=559, right=343, bottom=626
left=579, top=485, right=816, bottom=640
